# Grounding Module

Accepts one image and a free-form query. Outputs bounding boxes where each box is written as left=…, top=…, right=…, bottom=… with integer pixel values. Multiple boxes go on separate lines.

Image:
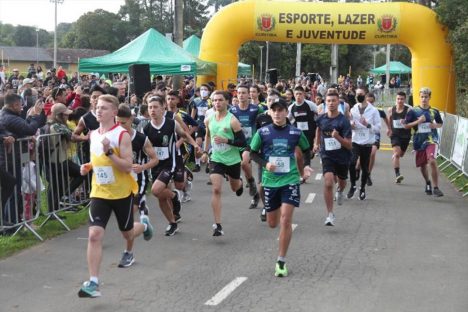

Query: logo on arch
left=257, top=14, right=276, bottom=32
left=377, top=15, right=397, bottom=33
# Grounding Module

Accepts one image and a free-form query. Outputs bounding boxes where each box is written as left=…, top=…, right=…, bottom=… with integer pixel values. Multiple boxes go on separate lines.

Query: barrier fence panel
left=439, top=113, right=458, bottom=170
left=36, top=132, right=90, bottom=231
left=0, top=136, right=43, bottom=240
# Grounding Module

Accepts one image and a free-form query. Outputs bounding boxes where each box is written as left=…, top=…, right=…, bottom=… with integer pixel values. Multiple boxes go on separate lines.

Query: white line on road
left=204, top=277, right=248, bottom=306
left=315, top=173, right=322, bottom=180
left=305, top=193, right=316, bottom=204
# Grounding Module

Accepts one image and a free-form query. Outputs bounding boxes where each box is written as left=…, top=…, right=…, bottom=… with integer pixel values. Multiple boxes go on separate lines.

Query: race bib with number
left=354, top=128, right=369, bottom=141
left=197, top=106, right=208, bottom=116
left=418, top=122, right=431, bottom=133
left=296, top=122, right=309, bottom=131
left=269, top=156, right=290, bottom=173
left=212, top=142, right=229, bottom=152
left=243, top=126, right=252, bottom=139
left=154, top=147, right=169, bottom=160
left=324, top=138, right=341, bottom=151
left=392, top=119, right=404, bottom=129
left=95, top=166, right=115, bottom=185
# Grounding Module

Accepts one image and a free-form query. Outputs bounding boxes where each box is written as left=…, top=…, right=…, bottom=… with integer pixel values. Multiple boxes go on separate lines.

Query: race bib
left=392, top=119, right=404, bottom=129
left=197, top=106, right=208, bottom=116
left=243, top=126, right=252, bottom=139
left=355, top=128, right=369, bottom=141
left=296, top=122, right=309, bottom=131
left=269, top=156, right=290, bottom=173
left=324, top=138, right=341, bottom=151
left=154, top=147, right=169, bottom=160
left=418, top=122, right=431, bottom=133
left=212, top=142, right=229, bottom=152
left=95, top=166, right=115, bottom=185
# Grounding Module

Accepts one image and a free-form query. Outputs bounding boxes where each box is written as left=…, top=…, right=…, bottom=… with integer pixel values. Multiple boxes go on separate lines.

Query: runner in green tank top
left=201, top=91, right=247, bottom=237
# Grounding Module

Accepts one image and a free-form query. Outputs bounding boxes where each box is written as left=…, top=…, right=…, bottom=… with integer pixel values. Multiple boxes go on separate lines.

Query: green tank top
left=209, top=112, right=241, bottom=165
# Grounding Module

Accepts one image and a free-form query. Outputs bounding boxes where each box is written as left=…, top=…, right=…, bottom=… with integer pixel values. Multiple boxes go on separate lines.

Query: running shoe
left=236, top=179, right=244, bottom=196
left=181, top=192, right=191, bottom=203
left=249, top=193, right=260, bottom=209
left=336, top=191, right=344, bottom=206
left=347, top=186, right=357, bottom=199
left=425, top=182, right=433, bottom=195
left=433, top=187, right=444, bottom=197
left=174, top=214, right=182, bottom=223
left=118, top=251, right=135, bottom=268
left=275, top=262, right=288, bottom=277
left=78, top=280, right=101, bottom=298
left=181, top=181, right=192, bottom=203
left=165, top=223, right=178, bottom=236
left=395, top=175, right=404, bottom=184
left=260, top=208, right=267, bottom=222
left=248, top=178, right=258, bottom=197
left=212, top=224, right=224, bottom=236
left=193, top=164, right=201, bottom=172
left=358, top=189, right=366, bottom=201
left=141, top=215, right=153, bottom=241
left=366, top=175, right=373, bottom=186
left=325, top=213, right=335, bottom=226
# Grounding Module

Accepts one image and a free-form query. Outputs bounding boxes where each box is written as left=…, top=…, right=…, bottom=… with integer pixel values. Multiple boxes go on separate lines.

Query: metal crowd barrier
left=0, top=132, right=91, bottom=240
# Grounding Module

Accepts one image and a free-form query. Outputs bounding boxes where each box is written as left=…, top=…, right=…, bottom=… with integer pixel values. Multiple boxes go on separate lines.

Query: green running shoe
left=275, top=262, right=288, bottom=277
left=78, top=281, right=101, bottom=298
left=141, top=215, right=153, bottom=241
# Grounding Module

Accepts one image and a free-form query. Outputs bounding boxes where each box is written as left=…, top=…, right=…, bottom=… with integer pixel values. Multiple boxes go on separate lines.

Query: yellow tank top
left=90, top=124, right=138, bottom=199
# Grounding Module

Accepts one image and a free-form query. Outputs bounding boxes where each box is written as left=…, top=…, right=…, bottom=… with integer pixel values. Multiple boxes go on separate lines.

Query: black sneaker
left=236, top=179, right=244, bottom=196
left=347, top=186, right=357, bottom=199
left=205, top=164, right=210, bottom=174
left=165, top=223, right=178, bottom=236
left=193, top=164, right=201, bottom=172
left=212, top=224, right=224, bottom=236
left=249, top=193, right=260, bottom=209
left=425, top=182, right=432, bottom=195
left=433, top=187, right=444, bottom=197
left=358, top=189, right=366, bottom=201
left=260, top=208, right=267, bottom=222
left=174, top=214, right=182, bottom=223
left=366, top=175, right=373, bottom=186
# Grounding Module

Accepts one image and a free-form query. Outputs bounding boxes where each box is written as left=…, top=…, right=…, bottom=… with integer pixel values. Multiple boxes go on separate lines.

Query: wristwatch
left=105, top=149, right=114, bottom=157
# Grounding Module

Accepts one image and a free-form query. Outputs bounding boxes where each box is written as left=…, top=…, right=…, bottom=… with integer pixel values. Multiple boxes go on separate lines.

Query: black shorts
left=373, top=139, right=380, bottom=149
left=89, top=195, right=134, bottom=231
left=321, top=158, right=349, bottom=180
left=173, top=155, right=185, bottom=183
left=264, top=184, right=300, bottom=212
left=209, top=161, right=241, bottom=180
left=390, top=136, right=411, bottom=153
left=151, top=166, right=174, bottom=186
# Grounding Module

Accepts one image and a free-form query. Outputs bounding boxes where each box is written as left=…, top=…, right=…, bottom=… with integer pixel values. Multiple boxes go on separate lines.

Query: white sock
left=195, top=158, right=201, bottom=165
left=90, top=276, right=99, bottom=284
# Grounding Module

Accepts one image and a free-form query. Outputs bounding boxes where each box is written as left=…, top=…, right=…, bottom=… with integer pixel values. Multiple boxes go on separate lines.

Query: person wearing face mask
left=190, top=84, right=212, bottom=172
left=347, top=88, right=381, bottom=201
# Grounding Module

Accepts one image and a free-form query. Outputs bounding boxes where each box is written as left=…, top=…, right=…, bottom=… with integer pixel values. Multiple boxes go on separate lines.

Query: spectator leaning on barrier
left=0, top=92, right=46, bottom=224
left=41, top=103, right=84, bottom=212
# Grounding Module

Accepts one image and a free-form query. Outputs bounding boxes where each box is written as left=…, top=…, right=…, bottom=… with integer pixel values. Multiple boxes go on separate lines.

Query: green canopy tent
left=79, top=29, right=216, bottom=76
left=370, top=61, right=412, bottom=74
left=183, top=35, right=252, bottom=76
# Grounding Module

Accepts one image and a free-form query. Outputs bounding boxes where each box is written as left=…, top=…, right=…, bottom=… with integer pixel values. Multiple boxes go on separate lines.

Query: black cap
left=270, top=98, right=288, bottom=110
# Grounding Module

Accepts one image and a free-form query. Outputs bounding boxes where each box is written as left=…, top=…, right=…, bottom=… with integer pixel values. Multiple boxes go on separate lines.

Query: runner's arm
left=106, top=132, right=133, bottom=173
left=141, top=138, right=159, bottom=170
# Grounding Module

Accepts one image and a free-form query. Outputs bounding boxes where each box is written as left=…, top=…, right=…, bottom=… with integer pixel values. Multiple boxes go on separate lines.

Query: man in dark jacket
left=0, top=92, right=46, bottom=224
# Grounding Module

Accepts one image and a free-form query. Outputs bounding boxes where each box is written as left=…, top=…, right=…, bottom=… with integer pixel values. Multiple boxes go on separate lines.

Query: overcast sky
left=0, top=0, right=125, bottom=31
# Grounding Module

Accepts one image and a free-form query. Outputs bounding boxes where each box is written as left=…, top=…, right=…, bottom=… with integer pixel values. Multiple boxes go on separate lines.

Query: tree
left=206, top=0, right=235, bottom=12
left=13, top=26, right=37, bottom=47
left=183, top=0, right=209, bottom=37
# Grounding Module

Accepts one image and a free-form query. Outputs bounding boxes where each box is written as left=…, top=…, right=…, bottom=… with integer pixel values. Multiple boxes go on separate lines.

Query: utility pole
left=51, top=0, right=64, bottom=69
left=295, top=43, right=302, bottom=79
left=173, top=0, right=184, bottom=90
left=265, top=41, right=269, bottom=82
left=385, top=44, right=391, bottom=89
left=259, top=45, right=264, bottom=82
left=36, top=27, right=39, bottom=67
left=330, top=44, right=338, bottom=84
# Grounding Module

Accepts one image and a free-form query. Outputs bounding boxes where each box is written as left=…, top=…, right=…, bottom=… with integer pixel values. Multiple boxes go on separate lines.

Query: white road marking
left=77, top=237, right=88, bottom=240
left=305, top=193, right=316, bottom=204
left=204, top=277, right=248, bottom=306
left=315, top=173, right=322, bottom=180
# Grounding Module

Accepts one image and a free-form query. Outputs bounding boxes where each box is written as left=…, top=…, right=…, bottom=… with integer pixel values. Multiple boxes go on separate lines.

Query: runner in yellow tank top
left=78, top=95, right=153, bottom=298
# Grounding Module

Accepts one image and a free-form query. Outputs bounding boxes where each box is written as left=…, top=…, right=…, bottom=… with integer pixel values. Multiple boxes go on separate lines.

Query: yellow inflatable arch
left=199, top=0, right=455, bottom=113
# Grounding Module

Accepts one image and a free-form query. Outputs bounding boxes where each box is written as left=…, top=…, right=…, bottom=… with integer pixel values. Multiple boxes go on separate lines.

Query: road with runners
left=1, top=146, right=467, bottom=312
